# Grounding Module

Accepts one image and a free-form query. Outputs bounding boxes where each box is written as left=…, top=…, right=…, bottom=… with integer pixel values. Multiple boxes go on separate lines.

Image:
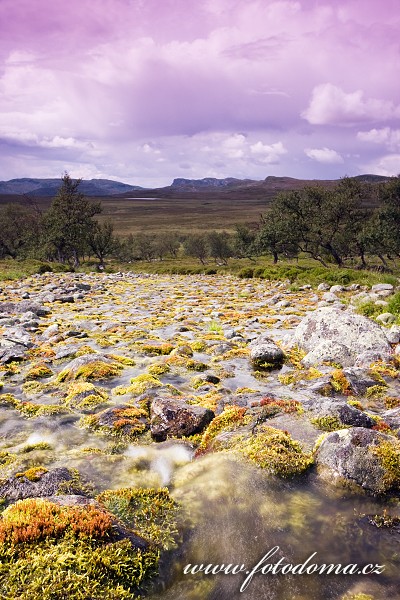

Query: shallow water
left=1, top=273, right=399, bottom=599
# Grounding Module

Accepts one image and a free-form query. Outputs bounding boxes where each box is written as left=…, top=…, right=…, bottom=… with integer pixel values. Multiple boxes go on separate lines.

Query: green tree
left=87, top=220, right=118, bottom=269
left=206, top=231, right=232, bottom=265
left=0, top=203, right=41, bottom=259
left=183, top=233, right=208, bottom=264
left=43, top=174, right=101, bottom=266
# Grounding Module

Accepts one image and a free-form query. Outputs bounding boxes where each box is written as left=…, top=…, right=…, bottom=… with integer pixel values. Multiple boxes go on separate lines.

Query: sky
left=0, top=0, right=399, bottom=187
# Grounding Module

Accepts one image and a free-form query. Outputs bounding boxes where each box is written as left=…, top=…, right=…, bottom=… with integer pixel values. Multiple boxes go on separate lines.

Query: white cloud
left=302, top=83, right=400, bottom=126
left=357, top=127, right=400, bottom=151
left=362, top=154, right=400, bottom=177
left=304, top=147, right=344, bottom=164
left=250, top=141, right=287, bottom=163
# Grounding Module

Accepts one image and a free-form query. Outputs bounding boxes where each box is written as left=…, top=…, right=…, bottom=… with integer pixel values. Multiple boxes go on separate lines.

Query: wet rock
left=249, top=335, right=285, bottom=369
left=0, top=467, right=88, bottom=504
left=342, top=368, right=380, bottom=396
left=302, top=397, right=374, bottom=429
left=315, top=427, right=400, bottom=494
left=293, top=307, right=391, bottom=367
left=150, top=397, right=214, bottom=441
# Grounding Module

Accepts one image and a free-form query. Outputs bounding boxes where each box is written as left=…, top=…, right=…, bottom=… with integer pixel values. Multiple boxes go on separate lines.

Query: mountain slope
left=0, top=178, right=144, bottom=196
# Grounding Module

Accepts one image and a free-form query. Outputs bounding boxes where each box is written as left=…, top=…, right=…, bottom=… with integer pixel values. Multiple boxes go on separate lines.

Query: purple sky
left=1, top=0, right=399, bottom=186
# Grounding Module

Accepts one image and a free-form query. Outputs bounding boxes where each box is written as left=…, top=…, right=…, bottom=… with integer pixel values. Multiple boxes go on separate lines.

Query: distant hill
left=0, top=178, right=144, bottom=197
left=120, top=174, right=391, bottom=201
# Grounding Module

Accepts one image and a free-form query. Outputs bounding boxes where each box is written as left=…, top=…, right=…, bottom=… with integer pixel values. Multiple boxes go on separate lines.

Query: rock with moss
left=150, top=397, right=214, bottom=442
left=0, top=467, right=92, bottom=505
left=64, top=381, right=109, bottom=411
left=249, top=335, right=285, bottom=369
left=292, top=307, right=391, bottom=367
left=56, top=353, right=122, bottom=382
left=315, top=427, right=400, bottom=494
left=302, top=398, right=374, bottom=430
left=81, top=404, right=149, bottom=440
left=216, top=425, right=314, bottom=478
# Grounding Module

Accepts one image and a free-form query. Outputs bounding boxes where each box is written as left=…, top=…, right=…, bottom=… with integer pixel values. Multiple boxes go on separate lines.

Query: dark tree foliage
left=0, top=203, right=41, bottom=259
left=43, top=174, right=101, bottom=266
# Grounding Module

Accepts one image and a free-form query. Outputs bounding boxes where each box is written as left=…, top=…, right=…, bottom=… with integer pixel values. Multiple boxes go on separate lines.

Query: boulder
left=292, top=307, right=391, bottom=367
left=150, top=397, right=214, bottom=442
left=315, top=427, right=400, bottom=494
left=249, top=335, right=285, bottom=369
left=0, top=467, right=88, bottom=504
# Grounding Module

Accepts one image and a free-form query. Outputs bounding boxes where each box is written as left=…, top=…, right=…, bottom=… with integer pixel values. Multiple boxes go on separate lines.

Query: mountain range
left=0, top=174, right=390, bottom=198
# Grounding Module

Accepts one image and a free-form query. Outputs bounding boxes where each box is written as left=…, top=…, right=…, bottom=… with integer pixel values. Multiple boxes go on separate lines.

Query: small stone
left=376, top=312, right=396, bottom=324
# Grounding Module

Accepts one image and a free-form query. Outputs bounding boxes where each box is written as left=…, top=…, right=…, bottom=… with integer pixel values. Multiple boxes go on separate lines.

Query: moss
left=141, top=342, right=174, bottom=356
left=81, top=407, right=149, bottom=441
left=106, top=354, right=136, bottom=366
left=373, top=438, right=400, bottom=489
left=365, top=385, right=388, bottom=398
left=0, top=498, right=159, bottom=598
left=384, top=396, right=400, bottom=409
left=20, top=442, right=52, bottom=453
left=64, top=381, right=109, bottom=411
left=190, top=340, right=207, bottom=352
left=278, top=367, right=323, bottom=386
left=369, top=361, right=398, bottom=380
left=0, top=381, right=3, bottom=390
left=228, top=425, right=314, bottom=477
left=24, top=363, right=53, bottom=381
left=0, top=394, right=65, bottom=418
left=342, top=594, right=374, bottom=600
left=148, top=362, right=171, bottom=377
left=75, top=345, right=97, bottom=357
left=120, top=373, right=163, bottom=396
left=186, top=359, right=208, bottom=371
left=0, top=451, right=16, bottom=469
left=285, top=345, right=306, bottom=368
left=97, top=487, right=179, bottom=550
left=311, top=416, right=343, bottom=431
left=331, top=370, right=352, bottom=395
left=347, top=399, right=364, bottom=411
left=58, top=360, right=123, bottom=382
left=197, top=406, right=251, bottom=454
left=21, top=380, right=51, bottom=395
left=170, top=344, right=194, bottom=358
left=15, top=466, right=48, bottom=482
left=250, top=396, right=303, bottom=416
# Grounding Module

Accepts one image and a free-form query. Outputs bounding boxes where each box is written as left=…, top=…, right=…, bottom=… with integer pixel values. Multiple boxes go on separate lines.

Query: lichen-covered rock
left=292, top=307, right=391, bottom=367
left=302, top=398, right=374, bottom=430
left=81, top=404, right=149, bottom=439
left=0, top=467, right=90, bottom=504
left=342, top=368, right=380, bottom=396
left=57, top=353, right=122, bottom=381
left=150, top=397, right=214, bottom=441
left=315, top=427, right=400, bottom=494
left=249, top=335, right=285, bottom=369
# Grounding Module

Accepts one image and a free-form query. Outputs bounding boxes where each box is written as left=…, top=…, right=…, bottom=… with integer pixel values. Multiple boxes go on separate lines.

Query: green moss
left=330, top=370, right=352, bottom=394
left=342, top=594, right=375, bottom=600
left=0, top=451, right=16, bottom=468
left=21, top=381, right=51, bottom=395
left=106, top=354, right=136, bottom=366
left=228, top=425, right=314, bottom=477
left=80, top=407, right=149, bottom=441
left=278, top=367, right=323, bottom=386
left=373, top=438, right=400, bottom=490
left=0, top=394, right=66, bottom=418
left=197, top=406, right=251, bottom=454
left=97, top=487, right=179, bottom=550
left=311, top=416, right=343, bottom=431
left=347, top=399, right=364, bottom=411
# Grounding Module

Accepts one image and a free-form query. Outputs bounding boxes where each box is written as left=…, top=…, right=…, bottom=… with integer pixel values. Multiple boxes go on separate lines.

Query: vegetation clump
left=24, top=363, right=53, bottom=381
left=97, top=487, right=179, bottom=550
left=0, top=497, right=160, bottom=598
left=372, top=438, right=400, bottom=490
left=64, top=382, right=109, bottom=411
left=116, top=373, right=163, bottom=396
left=228, top=425, right=314, bottom=477
left=57, top=360, right=122, bottom=382
left=197, top=406, right=251, bottom=454
left=311, top=416, right=343, bottom=432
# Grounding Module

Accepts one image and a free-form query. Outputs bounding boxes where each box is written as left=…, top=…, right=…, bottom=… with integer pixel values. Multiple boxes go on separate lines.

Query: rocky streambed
left=0, top=272, right=399, bottom=599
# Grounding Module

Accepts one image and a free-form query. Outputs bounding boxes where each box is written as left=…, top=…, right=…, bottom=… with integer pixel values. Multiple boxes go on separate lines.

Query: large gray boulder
left=292, top=307, right=391, bottom=367
left=315, top=427, right=400, bottom=494
left=150, top=397, right=214, bottom=442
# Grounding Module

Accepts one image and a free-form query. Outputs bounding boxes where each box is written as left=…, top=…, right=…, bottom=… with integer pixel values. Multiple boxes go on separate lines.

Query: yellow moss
left=170, top=345, right=193, bottom=357
left=125, top=374, right=162, bottom=396
left=75, top=345, right=97, bottom=356
left=24, top=363, right=53, bottom=381
left=64, top=382, right=109, bottom=410
left=372, top=438, right=400, bottom=490
left=57, top=360, right=122, bottom=382
left=285, top=345, right=306, bottom=368
left=331, top=370, right=352, bottom=394
left=311, top=416, right=343, bottom=431
left=383, top=396, right=400, bottom=409
left=197, top=406, right=251, bottom=453
left=365, top=385, right=387, bottom=399
left=227, top=425, right=314, bottom=477
left=141, top=342, right=174, bottom=356
left=148, top=363, right=171, bottom=376
left=106, top=354, right=136, bottom=366
left=15, top=466, right=48, bottom=482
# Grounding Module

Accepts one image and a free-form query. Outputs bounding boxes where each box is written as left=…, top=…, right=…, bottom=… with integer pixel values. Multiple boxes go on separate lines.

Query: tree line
left=0, top=173, right=399, bottom=270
